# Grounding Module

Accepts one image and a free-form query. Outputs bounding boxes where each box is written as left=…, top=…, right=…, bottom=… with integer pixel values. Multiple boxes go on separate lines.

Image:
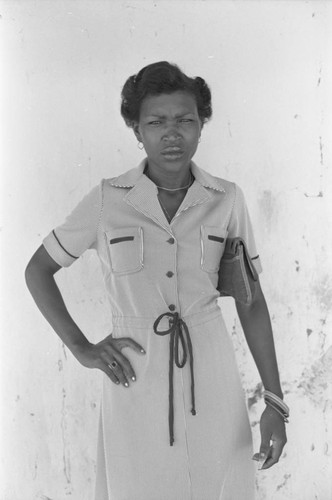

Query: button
left=167, top=237, right=175, bottom=244
left=169, top=304, right=176, bottom=311
left=166, top=271, right=174, bottom=278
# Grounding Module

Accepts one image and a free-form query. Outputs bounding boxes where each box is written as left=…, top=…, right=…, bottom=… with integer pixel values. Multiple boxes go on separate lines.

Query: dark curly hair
left=120, top=61, right=212, bottom=128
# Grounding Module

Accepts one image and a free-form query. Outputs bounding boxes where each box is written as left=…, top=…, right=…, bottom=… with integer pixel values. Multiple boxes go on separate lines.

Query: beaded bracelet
left=263, top=390, right=290, bottom=423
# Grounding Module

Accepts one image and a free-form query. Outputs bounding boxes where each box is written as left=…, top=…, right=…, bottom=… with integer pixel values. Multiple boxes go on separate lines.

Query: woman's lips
left=161, top=147, right=184, bottom=160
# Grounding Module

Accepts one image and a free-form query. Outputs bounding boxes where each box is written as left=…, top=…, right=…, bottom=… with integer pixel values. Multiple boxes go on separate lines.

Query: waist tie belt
left=153, top=312, right=196, bottom=446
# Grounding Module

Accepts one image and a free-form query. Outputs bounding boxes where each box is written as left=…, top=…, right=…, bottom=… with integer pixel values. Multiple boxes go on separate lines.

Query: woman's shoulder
left=102, top=162, right=146, bottom=190
left=191, top=162, right=238, bottom=196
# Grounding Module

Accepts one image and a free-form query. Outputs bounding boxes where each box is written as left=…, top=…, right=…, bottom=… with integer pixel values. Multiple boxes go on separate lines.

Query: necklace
left=158, top=178, right=193, bottom=222
left=145, top=166, right=194, bottom=191
left=156, top=173, right=194, bottom=191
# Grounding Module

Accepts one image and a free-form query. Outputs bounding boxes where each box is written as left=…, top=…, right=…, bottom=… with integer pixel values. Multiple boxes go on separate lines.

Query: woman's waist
left=111, top=304, right=221, bottom=330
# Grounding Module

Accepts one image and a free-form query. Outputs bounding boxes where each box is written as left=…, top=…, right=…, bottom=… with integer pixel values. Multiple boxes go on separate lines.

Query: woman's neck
left=144, top=162, right=193, bottom=190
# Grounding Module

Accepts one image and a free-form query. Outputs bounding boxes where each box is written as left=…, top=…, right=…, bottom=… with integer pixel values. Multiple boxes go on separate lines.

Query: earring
left=137, top=141, right=144, bottom=150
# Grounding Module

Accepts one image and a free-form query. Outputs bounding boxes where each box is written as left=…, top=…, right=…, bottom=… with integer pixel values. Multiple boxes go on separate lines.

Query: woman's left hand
left=253, top=406, right=287, bottom=470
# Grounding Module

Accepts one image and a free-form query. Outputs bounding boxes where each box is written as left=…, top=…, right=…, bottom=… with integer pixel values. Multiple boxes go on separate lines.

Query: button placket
left=165, top=234, right=177, bottom=312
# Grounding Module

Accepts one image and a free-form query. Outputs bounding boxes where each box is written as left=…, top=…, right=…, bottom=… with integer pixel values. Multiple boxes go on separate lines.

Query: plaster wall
left=1, top=1, right=332, bottom=499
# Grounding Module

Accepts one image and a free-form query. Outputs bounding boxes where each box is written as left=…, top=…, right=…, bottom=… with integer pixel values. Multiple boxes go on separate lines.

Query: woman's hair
left=120, top=61, right=212, bottom=128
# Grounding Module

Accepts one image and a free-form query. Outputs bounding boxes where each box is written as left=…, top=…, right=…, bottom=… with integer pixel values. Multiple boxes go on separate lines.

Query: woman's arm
left=25, top=245, right=90, bottom=353
left=25, top=245, right=145, bottom=386
left=235, top=279, right=282, bottom=398
left=235, top=279, right=287, bottom=469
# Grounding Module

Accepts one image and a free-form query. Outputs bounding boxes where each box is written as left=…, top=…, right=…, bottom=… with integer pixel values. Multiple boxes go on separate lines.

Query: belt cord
left=153, top=312, right=196, bottom=446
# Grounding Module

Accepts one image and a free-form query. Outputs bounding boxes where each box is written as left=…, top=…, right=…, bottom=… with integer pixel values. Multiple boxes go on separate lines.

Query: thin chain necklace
left=156, top=173, right=194, bottom=191
left=144, top=166, right=194, bottom=222
left=145, top=167, right=194, bottom=191
left=157, top=175, right=194, bottom=222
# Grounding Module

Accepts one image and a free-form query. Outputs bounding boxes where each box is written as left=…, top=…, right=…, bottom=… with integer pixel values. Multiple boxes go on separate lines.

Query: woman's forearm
left=25, top=254, right=90, bottom=357
left=235, top=282, right=283, bottom=398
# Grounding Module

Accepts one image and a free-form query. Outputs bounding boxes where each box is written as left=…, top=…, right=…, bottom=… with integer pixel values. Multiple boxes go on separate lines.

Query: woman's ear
left=132, top=122, right=142, bottom=142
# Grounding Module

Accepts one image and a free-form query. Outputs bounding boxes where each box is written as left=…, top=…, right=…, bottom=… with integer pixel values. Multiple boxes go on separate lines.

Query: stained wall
left=1, top=1, right=332, bottom=499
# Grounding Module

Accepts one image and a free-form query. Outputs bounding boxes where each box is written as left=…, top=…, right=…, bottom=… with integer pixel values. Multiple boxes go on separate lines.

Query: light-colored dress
left=43, top=160, right=262, bottom=500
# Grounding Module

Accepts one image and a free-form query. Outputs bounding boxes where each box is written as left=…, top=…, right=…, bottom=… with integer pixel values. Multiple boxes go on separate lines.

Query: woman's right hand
left=74, top=334, right=146, bottom=387
left=25, top=246, right=146, bottom=387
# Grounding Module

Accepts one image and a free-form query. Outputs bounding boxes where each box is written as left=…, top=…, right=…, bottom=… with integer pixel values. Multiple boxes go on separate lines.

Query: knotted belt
left=153, top=312, right=196, bottom=446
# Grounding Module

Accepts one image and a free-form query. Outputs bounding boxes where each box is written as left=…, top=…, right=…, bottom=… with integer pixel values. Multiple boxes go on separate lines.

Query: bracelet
left=263, top=390, right=289, bottom=423
left=265, top=400, right=289, bottom=423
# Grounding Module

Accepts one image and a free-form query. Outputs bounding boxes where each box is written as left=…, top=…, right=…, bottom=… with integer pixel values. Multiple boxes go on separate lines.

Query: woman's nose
left=163, top=123, right=181, bottom=141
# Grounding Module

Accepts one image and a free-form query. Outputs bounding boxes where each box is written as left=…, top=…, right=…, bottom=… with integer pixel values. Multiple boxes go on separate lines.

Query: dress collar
left=108, top=158, right=225, bottom=193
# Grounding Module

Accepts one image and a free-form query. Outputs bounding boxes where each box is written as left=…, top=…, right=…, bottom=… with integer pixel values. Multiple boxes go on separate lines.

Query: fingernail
left=259, top=453, right=266, bottom=460
left=124, top=382, right=129, bottom=387
left=131, top=376, right=136, bottom=381
left=141, top=349, right=146, bottom=354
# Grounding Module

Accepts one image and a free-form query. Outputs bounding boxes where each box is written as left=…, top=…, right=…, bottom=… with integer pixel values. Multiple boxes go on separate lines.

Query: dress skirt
left=94, top=306, right=255, bottom=500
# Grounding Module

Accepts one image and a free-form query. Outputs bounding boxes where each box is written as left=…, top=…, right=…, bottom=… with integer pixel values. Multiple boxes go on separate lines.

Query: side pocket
left=105, top=227, right=143, bottom=275
left=200, top=225, right=228, bottom=273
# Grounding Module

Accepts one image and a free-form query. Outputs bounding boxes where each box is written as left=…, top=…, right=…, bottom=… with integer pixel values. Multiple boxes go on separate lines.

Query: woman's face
left=133, top=91, right=202, bottom=174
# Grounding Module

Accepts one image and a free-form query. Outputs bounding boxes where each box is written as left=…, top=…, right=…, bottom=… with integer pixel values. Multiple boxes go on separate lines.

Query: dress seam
left=111, top=306, right=220, bottom=322
left=111, top=309, right=221, bottom=331
left=181, top=370, right=194, bottom=500
left=226, top=182, right=237, bottom=231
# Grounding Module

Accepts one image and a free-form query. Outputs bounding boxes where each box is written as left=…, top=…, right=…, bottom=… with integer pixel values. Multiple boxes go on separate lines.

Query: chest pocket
left=200, top=225, right=228, bottom=273
left=105, top=227, right=143, bottom=275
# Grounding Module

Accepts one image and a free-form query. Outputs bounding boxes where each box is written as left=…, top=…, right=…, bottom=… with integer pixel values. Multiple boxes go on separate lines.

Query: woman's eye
left=147, top=119, right=194, bottom=126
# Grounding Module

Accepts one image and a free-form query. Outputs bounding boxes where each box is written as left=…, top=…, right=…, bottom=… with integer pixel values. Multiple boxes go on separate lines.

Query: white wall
left=1, top=1, right=332, bottom=499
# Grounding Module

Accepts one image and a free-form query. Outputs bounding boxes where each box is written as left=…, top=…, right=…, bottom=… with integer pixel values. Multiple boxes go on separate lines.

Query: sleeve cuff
left=251, top=255, right=263, bottom=275
left=42, top=231, right=78, bottom=268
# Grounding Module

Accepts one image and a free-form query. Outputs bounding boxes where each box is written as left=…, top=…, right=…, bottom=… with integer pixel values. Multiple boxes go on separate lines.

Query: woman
left=25, top=61, right=287, bottom=500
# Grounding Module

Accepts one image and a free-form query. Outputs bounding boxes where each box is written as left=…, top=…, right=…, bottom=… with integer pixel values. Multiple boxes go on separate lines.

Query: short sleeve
left=42, top=182, right=102, bottom=267
left=227, top=184, right=262, bottom=274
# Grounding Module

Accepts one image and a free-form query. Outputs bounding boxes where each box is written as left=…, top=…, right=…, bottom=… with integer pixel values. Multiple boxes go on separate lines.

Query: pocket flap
left=105, top=227, right=143, bottom=275
left=200, top=225, right=228, bottom=273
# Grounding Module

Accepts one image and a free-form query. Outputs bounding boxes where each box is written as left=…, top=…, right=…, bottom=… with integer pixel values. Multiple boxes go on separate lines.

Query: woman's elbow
left=25, top=257, right=41, bottom=291
left=235, top=280, right=267, bottom=316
